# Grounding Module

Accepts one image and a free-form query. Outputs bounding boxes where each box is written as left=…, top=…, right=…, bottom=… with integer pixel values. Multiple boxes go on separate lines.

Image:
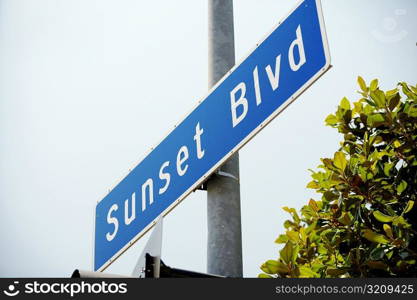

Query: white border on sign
left=93, top=0, right=331, bottom=272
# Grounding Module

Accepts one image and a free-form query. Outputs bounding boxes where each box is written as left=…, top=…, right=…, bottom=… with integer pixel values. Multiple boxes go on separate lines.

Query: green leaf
left=274, top=262, right=290, bottom=274
left=404, top=200, right=414, bottom=214
left=306, top=181, right=319, bottom=189
left=301, top=205, right=315, bottom=219
left=407, top=105, right=417, bottom=117
left=292, top=244, right=300, bottom=264
left=397, top=180, right=408, bottom=194
left=284, top=220, right=295, bottom=229
left=299, top=227, right=307, bottom=243
left=280, top=242, right=295, bottom=264
left=275, top=234, right=289, bottom=244
left=308, top=199, right=319, bottom=212
left=283, top=207, right=300, bottom=224
left=386, top=88, right=398, bottom=97
left=400, top=82, right=416, bottom=99
left=340, top=97, right=351, bottom=110
left=317, top=244, right=327, bottom=255
left=362, top=229, right=390, bottom=244
left=338, top=212, right=352, bottom=225
left=323, top=191, right=338, bottom=202
left=373, top=211, right=395, bottom=223
left=282, top=206, right=296, bottom=214
left=299, top=266, right=318, bottom=278
left=370, top=90, right=386, bottom=108
left=333, top=151, right=347, bottom=171
left=321, top=158, right=334, bottom=170
left=367, top=113, right=385, bottom=127
left=352, top=101, right=363, bottom=114
left=261, top=260, right=288, bottom=274
left=286, top=231, right=299, bottom=243
left=311, top=262, right=325, bottom=273
left=383, top=163, right=394, bottom=177
left=370, top=79, right=379, bottom=91
left=392, top=216, right=409, bottom=227
left=383, top=224, right=393, bottom=239
left=393, top=140, right=402, bottom=148
left=358, top=76, right=367, bottom=92
left=264, top=260, right=281, bottom=274
left=370, top=247, right=385, bottom=260
left=260, top=264, right=269, bottom=274
left=325, top=114, right=338, bottom=126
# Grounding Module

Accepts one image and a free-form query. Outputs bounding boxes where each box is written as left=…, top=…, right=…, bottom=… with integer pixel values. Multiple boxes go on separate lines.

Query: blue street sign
left=94, top=0, right=330, bottom=271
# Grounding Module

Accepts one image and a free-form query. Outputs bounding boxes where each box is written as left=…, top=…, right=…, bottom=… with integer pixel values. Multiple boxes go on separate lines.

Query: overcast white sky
left=0, top=0, right=416, bottom=278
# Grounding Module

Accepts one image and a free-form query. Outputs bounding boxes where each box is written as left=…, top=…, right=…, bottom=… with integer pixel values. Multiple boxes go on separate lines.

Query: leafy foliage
left=259, top=78, right=417, bottom=278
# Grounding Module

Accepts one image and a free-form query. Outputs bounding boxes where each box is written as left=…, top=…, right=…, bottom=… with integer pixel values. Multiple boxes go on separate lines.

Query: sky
left=0, top=0, right=416, bottom=278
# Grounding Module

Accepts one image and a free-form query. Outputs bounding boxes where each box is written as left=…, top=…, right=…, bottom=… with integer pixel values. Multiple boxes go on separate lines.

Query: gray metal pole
left=207, top=0, right=243, bottom=278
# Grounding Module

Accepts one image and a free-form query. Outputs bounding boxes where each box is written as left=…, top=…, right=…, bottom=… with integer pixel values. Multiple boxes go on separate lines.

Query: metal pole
left=207, top=0, right=243, bottom=278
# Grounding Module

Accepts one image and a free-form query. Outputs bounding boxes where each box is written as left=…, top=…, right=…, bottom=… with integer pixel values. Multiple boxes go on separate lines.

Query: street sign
left=94, top=0, right=330, bottom=271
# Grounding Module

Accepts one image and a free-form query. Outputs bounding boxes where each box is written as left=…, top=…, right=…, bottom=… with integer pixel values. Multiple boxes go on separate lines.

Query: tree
left=259, top=78, right=417, bottom=278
